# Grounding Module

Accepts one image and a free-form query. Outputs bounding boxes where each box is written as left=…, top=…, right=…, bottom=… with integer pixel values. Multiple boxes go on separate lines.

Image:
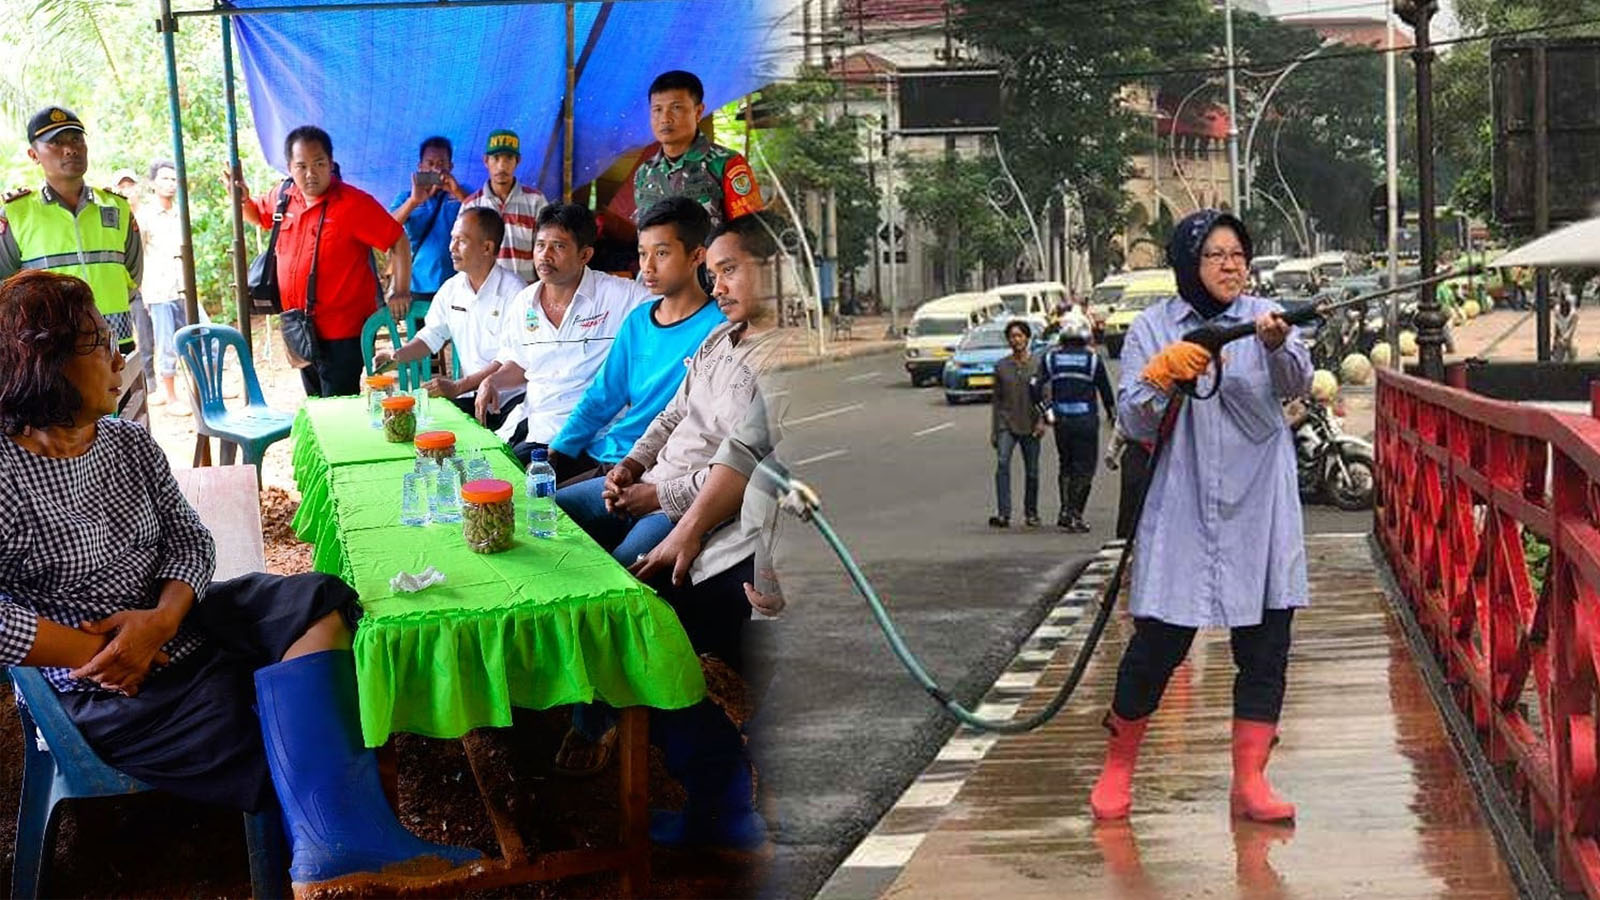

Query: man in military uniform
left=633, top=70, right=764, bottom=233
left=1, top=106, right=146, bottom=420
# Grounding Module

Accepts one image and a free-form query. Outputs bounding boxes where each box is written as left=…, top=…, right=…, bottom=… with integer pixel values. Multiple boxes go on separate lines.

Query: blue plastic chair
left=360, top=303, right=432, bottom=392
left=174, top=325, right=295, bottom=475
left=9, top=667, right=290, bottom=899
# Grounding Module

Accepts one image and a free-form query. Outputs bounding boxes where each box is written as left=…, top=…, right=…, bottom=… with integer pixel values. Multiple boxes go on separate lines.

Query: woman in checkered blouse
left=0, top=270, right=481, bottom=892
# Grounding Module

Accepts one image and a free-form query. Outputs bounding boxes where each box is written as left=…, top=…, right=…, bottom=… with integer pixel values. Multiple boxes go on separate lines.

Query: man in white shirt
left=477, top=203, right=652, bottom=481
left=373, top=207, right=527, bottom=430
left=136, top=160, right=188, bottom=413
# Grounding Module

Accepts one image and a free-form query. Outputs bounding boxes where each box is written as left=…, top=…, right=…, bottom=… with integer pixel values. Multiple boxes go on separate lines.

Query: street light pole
left=1224, top=0, right=1242, bottom=212
left=1398, top=0, right=1443, bottom=381
left=1385, top=11, right=1401, bottom=367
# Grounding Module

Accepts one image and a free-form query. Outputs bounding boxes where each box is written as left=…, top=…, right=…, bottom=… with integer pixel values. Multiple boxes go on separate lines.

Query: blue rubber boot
left=254, top=650, right=483, bottom=887
left=648, top=702, right=770, bottom=851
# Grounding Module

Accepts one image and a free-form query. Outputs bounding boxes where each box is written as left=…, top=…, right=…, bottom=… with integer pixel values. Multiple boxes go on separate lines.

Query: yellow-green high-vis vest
left=5, top=187, right=135, bottom=316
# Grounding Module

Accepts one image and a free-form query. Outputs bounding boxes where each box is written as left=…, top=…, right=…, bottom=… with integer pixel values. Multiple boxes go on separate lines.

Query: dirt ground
left=0, top=485, right=765, bottom=898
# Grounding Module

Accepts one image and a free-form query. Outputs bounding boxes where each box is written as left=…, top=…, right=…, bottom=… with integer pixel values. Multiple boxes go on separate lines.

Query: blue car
left=942, top=320, right=1050, bottom=405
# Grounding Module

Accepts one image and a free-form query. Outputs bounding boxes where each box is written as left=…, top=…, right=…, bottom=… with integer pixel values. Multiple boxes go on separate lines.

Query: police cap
left=27, top=106, right=86, bottom=144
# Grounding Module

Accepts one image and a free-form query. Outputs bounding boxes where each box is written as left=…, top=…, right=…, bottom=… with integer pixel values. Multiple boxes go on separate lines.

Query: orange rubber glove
left=1140, top=341, right=1213, bottom=392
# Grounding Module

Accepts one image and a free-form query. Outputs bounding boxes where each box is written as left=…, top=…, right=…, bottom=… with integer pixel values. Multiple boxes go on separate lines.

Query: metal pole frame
left=222, top=14, right=252, bottom=351
left=1224, top=0, right=1242, bottom=212
left=159, top=0, right=203, bottom=329
left=563, top=1, right=575, bottom=202
left=1385, top=10, right=1401, bottom=367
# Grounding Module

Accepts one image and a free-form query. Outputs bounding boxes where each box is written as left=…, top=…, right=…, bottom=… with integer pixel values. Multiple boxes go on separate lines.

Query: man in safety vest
left=0, top=107, right=145, bottom=418
left=1, top=107, right=143, bottom=347
left=1032, top=311, right=1116, bottom=533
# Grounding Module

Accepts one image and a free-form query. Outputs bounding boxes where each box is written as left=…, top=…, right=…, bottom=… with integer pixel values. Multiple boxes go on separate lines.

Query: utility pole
left=1384, top=10, right=1401, bottom=367
left=1224, top=0, right=1242, bottom=212
left=941, top=0, right=958, bottom=292
left=1397, top=0, right=1443, bottom=381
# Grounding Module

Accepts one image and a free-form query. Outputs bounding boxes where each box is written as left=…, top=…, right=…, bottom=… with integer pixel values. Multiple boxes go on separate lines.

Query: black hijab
left=1167, top=209, right=1254, bottom=320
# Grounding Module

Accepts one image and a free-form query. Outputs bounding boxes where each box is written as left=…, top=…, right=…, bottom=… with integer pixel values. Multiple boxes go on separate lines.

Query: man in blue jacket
left=548, top=196, right=724, bottom=481
left=1033, top=313, right=1116, bottom=532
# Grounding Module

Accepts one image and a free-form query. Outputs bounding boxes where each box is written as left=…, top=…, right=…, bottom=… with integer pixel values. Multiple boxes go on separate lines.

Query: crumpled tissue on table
left=390, top=566, right=447, bottom=594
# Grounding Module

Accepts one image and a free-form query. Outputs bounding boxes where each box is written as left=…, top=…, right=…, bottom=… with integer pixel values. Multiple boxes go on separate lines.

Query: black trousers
left=1111, top=610, right=1295, bottom=724
left=1054, top=418, right=1099, bottom=515
left=299, top=336, right=364, bottom=398
left=60, top=572, right=360, bottom=812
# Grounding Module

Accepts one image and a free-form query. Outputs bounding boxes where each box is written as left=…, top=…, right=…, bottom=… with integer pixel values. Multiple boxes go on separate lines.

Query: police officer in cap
left=0, top=106, right=145, bottom=412
left=1032, top=311, right=1116, bottom=532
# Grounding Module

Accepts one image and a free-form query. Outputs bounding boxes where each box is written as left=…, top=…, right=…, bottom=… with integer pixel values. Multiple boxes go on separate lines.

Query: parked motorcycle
left=1287, top=395, right=1374, bottom=510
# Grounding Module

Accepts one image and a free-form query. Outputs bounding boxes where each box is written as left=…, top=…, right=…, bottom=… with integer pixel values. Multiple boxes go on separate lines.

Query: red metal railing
left=1376, top=367, right=1600, bottom=897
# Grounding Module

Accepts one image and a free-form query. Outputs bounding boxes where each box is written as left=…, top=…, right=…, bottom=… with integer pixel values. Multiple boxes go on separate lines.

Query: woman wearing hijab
left=1088, top=210, right=1312, bottom=824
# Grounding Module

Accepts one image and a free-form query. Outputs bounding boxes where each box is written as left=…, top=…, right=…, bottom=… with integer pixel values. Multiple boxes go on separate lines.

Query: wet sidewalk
left=834, top=534, right=1519, bottom=900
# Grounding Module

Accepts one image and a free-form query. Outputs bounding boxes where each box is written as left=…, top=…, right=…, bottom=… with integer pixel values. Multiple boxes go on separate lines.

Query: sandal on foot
left=552, top=724, right=618, bottom=777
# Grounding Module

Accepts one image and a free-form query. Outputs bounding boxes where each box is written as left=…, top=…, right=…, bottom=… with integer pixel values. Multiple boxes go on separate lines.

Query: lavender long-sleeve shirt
left=1118, top=295, right=1313, bottom=628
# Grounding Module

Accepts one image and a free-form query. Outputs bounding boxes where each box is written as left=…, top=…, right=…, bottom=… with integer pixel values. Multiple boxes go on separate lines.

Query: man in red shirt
left=231, top=125, right=412, bottom=397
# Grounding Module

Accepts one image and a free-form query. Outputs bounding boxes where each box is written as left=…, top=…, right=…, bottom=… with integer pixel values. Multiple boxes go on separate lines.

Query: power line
left=773, top=9, right=1600, bottom=89
left=1052, top=12, right=1600, bottom=82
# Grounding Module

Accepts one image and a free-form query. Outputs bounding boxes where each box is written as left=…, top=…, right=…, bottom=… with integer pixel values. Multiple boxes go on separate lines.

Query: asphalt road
left=752, top=348, right=1370, bottom=900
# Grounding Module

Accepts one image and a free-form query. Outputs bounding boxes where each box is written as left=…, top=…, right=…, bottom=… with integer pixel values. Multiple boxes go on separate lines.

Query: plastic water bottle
left=525, top=449, right=558, bottom=539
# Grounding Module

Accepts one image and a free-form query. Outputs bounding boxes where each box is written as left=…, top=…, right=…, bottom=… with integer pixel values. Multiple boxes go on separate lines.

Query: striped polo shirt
left=462, top=179, right=548, bottom=284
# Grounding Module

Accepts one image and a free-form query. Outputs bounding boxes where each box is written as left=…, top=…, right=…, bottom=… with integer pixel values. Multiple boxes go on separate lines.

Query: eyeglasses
left=1201, top=250, right=1248, bottom=266
left=75, top=329, right=116, bottom=359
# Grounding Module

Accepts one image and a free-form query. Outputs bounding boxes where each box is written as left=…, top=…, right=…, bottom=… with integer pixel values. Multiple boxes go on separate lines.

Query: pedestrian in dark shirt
left=989, top=319, right=1045, bottom=528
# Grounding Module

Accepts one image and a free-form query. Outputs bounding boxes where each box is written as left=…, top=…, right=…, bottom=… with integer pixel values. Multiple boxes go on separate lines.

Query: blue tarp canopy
left=229, top=0, right=774, bottom=201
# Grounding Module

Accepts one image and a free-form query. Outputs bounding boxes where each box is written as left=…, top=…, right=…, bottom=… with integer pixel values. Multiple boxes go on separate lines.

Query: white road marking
left=842, top=371, right=882, bottom=383
left=763, top=390, right=790, bottom=400
left=783, top=403, right=864, bottom=427
left=841, top=833, right=925, bottom=868
left=912, top=422, right=954, bottom=437
left=793, top=449, right=849, bottom=467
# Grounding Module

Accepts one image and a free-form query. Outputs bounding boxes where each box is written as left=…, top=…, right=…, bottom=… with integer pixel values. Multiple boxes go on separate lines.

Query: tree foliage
left=756, top=72, right=881, bottom=274
left=956, top=0, right=1213, bottom=278
left=896, top=153, right=1028, bottom=281
left=956, top=0, right=1395, bottom=268
left=2, top=1, right=305, bottom=322
left=1226, top=14, right=1390, bottom=251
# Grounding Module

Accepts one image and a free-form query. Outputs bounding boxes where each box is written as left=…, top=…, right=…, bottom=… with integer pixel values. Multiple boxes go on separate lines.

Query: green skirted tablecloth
left=290, top=397, right=706, bottom=747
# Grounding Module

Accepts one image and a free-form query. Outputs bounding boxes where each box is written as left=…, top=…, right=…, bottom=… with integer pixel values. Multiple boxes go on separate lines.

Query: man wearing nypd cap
left=460, top=129, right=547, bottom=284
left=1, top=106, right=146, bottom=416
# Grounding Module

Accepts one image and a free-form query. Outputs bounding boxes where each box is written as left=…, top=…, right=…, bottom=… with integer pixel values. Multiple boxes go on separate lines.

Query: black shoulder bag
left=247, top=177, right=295, bottom=315
left=278, top=202, right=330, bottom=369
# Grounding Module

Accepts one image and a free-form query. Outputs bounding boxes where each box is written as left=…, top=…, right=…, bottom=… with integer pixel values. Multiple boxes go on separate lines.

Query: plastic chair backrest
left=9, top=667, right=145, bottom=796
left=173, top=325, right=268, bottom=416
left=360, top=304, right=432, bottom=391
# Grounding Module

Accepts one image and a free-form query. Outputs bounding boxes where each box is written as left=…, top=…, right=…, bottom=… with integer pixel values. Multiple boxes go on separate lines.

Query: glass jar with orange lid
left=460, top=479, right=515, bottom=553
left=365, top=372, right=399, bottom=428
left=413, top=430, right=458, bottom=466
left=380, top=395, right=417, bottom=443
